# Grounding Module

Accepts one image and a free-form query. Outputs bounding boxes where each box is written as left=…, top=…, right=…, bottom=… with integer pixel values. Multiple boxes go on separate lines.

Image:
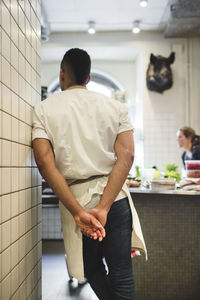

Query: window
left=47, top=70, right=124, bottom=99
left=87, top=81, right=112, bottom=97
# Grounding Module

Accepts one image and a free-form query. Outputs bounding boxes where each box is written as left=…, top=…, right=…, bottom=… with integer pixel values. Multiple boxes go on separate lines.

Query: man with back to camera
left=32, top=48, right=147, bottom=300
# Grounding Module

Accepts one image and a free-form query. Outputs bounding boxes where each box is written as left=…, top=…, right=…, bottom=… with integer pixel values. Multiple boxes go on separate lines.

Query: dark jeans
left=83, top=197, right=135, bottom=300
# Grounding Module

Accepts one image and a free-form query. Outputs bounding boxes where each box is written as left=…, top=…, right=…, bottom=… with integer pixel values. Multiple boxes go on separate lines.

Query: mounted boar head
left=146, top=52, right=175, bottom=93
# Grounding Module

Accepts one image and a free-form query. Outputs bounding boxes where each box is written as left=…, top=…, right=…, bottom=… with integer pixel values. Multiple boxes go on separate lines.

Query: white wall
left=136, top=40, right=187, bottom=171
left=188, top=38, right=200, bottom=134
left=92, top=60, right=136, bottom=103
left=41, top=32, right=200, bottom=173
left=41, top=62, right=60, bottom=88
left=0, top=1, right=42, bottom=299
left=132, top=37, right=200, bottom=171
left=41, top=60, right=136, bottom=104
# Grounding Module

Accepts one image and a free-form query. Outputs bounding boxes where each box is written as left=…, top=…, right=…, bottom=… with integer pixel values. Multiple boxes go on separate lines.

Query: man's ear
left=86, top=75, right=91, bottom=85
left=60, top=69, right=65, bottom=81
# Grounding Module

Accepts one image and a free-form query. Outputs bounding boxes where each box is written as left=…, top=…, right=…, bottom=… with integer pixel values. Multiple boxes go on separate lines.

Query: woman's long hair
left=180, top=126, right=200, bottom=148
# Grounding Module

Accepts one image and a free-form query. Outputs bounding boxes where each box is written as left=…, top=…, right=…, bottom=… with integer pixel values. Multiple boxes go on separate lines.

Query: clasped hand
left=74, top=207, right=107, bottom=242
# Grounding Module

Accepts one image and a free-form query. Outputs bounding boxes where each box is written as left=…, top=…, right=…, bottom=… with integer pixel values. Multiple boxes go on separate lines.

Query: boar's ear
left=150, top=53, right=157, bottom=64
left=168, top=52, right=175, bottom=64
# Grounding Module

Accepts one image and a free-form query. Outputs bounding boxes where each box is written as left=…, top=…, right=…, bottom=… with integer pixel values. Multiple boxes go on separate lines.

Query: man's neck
left=66, top=85, right=86, bottom=90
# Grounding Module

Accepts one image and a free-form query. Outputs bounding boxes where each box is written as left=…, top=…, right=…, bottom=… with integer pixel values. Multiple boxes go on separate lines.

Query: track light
left=140, top=0, right=148, bottom=7
left=88, top=21, right=96, bottom=34
left=132, top=20, right=141, bottom=34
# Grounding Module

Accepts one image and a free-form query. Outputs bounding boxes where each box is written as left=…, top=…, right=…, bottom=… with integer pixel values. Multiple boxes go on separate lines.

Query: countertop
left=129, top=187, right=200, bottom=195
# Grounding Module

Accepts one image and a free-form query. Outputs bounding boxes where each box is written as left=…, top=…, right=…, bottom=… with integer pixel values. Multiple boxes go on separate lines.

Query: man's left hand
left=74, top=210, right=106, bottom=242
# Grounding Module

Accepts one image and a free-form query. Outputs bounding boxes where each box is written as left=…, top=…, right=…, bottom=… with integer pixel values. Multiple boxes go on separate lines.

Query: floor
left=42, top=240, right=98, bottom=300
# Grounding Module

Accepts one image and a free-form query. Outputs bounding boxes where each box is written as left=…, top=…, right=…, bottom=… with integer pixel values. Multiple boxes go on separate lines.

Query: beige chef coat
left=32, top=87, right=147, bottom=282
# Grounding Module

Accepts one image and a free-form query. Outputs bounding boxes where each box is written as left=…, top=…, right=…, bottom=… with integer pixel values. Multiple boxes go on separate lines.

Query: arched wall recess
left=47, top=69, right=124, bottom=95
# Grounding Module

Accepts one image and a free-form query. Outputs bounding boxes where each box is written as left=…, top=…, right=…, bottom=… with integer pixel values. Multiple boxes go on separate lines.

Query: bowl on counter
left=185, top=160, right=200, bottom=178
left=151, top=178, right=176, bottom=191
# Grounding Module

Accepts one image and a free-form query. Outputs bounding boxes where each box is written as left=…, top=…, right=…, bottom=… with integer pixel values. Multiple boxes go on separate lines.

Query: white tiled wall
left=144, top=113, right=178, bottom=169
left=42, top=206, right=63, bottom=240
left=0, top=0, right=42, bottom=299
left=137, top=42, right=188, bottom=172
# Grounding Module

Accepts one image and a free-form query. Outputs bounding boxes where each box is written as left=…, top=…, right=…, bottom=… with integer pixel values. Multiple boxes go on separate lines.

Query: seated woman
left=176, top=126, right=200, bottom=168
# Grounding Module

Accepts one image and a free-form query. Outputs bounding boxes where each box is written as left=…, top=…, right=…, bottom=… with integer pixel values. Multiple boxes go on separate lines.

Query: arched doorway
left=47, top=69, right=125, bottom=100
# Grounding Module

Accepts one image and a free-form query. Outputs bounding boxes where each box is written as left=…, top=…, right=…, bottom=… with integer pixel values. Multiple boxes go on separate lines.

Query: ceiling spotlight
left=140, top=0, right=148, bottom=7
left=88, top=21, right=96, bottom=34
left=132, top=20, right=141, bottom=34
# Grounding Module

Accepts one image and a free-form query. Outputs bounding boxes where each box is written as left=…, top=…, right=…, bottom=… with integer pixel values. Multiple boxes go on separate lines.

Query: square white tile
left=2, top=29, right=11, bottom=62
left=10, top=42, right=18, bottom=71
left=2, top=139, right=11, bottom=167
left=11, top=264, right=19, bottom=297
left=1, top=273, right=11, bottom=300
left=2, top=89, right=11, bottom=117
left=1, top=220, right=11, bottom=251
left=10, top=240, right=19, bottom=269
left=1, top=246, right=11, bottom=279
left=1, top=56, right=11, bottom=87
left=2, top=3, right=11, bottom=36
left=11, top=117, right=19, bottom=143
left=11, top=168, right=19, bottom=194
left=11, top=67, right=19, bottom=94
left=11, top=215, right=19, bottom=243
left=11, top=192, right=19, bottom=218
left=10, top=16, right=18, bottom=47
left=1, top=167, right=11, bottom=195
left=1, top=193, right=11, bottom=223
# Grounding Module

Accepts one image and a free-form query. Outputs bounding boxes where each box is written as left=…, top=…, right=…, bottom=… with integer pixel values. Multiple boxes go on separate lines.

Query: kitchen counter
left=130, top=190, right=200, bottom=300
left=129, top=186, right=200, bottom=195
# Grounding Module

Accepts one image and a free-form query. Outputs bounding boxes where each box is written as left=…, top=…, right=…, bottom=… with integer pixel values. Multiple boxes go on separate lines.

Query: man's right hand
left=74, top=210, right=106, bottom=242
left=87, top=207, right=108, bottom=228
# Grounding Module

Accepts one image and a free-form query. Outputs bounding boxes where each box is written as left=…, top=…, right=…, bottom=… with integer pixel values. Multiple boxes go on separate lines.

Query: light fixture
left=88, top=21, right=96, bottom=34
left=140, top=0, right=148, bottom=7
left=132, top=20, right=141, bottom=34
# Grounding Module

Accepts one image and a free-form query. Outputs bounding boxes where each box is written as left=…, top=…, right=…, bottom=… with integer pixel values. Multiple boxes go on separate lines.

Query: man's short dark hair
left=61, top=48, right=91, bottom=85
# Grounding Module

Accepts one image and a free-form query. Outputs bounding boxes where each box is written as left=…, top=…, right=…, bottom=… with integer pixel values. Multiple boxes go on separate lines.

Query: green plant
left=164, top=163, right=180, bottom=182
left=165, top=163, right=178, bottom=172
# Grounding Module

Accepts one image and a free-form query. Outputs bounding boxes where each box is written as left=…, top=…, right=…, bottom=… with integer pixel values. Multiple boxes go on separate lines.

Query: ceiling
left=41, top=0, right=200, bottom=62
left=41, top=0, right=169, bottom=34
